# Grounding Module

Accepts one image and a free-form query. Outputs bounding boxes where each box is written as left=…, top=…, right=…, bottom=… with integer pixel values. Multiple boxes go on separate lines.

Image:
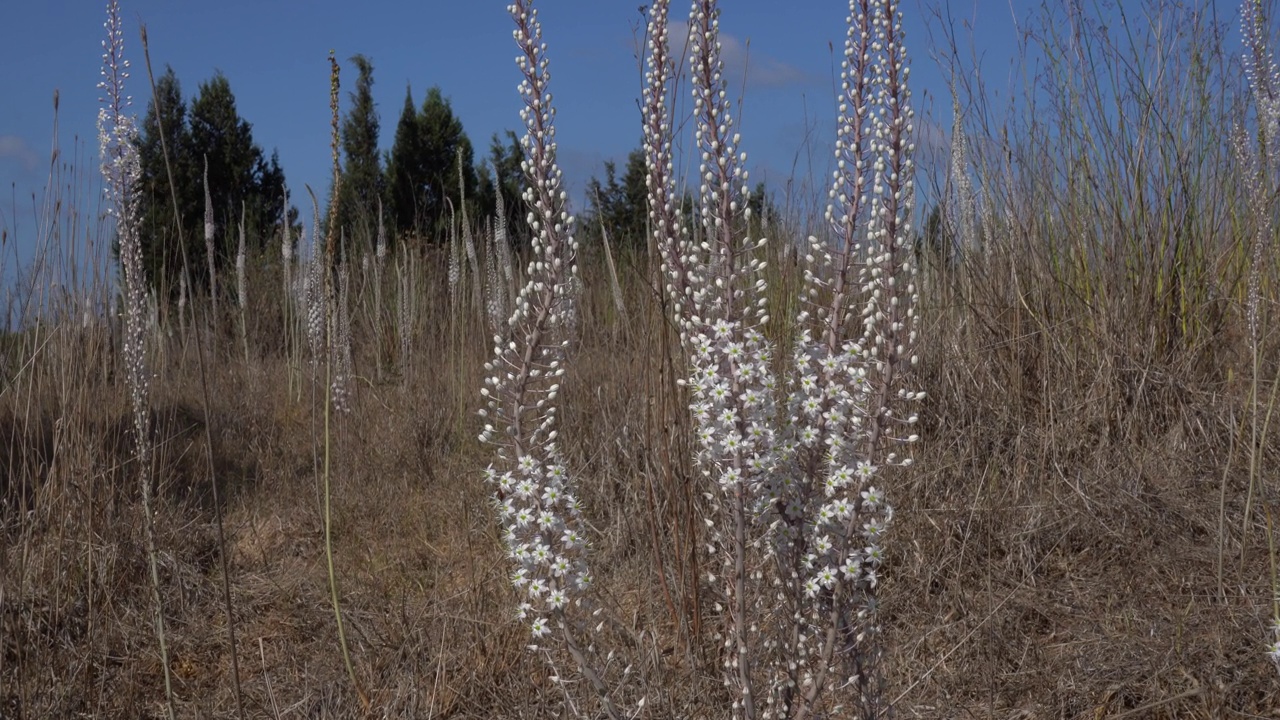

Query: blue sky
left=1, top=0, right=1215, bottom=266
left=0, top=2, right=1030, bottom=231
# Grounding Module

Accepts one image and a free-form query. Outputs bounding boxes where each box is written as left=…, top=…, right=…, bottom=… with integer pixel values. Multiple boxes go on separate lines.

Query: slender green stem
left=322, top=319, right=364, bottom=708
left=141, top=461, right=177, bottom=720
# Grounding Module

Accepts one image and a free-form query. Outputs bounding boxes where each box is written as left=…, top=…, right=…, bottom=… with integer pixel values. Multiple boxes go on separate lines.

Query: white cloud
left=670, top=19, right=815, bottom=90
left=0, top=136, right=41, bottom=173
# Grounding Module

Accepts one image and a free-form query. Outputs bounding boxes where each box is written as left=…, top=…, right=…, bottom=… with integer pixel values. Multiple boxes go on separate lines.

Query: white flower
left=514, top=509, right=533, bottom=528
left=861, top=485, right=883, bottom=509
left=528, top=578, right=547, bottom=598
left=712, top=318, right=734, bottom=340
left=817, top=566, right=837, bottom=588
left=537, top=510, right=558, bottom=530
left=721, top=433, right=743, bottom=455
left=813, top=535, right=833, bottom=555
left=856, top=460, right=877, bottom=480
left=551, top=555, right=571, bottom=576
left=531, top=543, right=552, bottom=564
left=799, top=374, right=819, bottom=394
left=697, top=427, right=715, bottom=447
left=720, top=467, right=742, bottom=487
left=531, top=616, right=550, bottom=637
left=803, top=577, right=821, bottom=598
left=841, top=555, right=861, bottom=580
left=830, top=498, right=853, bottom=519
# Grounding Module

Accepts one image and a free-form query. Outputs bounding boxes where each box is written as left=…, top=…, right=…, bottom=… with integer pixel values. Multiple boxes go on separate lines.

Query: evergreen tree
left=336, top=54, right=382, bottom=249
left=137, top=66, right=197, bottom=297
left=586, top=147, right=648, bottom=248
left=418, top=86, right=476, bottom=236
left=135, top=69, right=289, bottom=298
left=386, top=86, right=422, bottom=238
left=385, top=85, right=476, bottom=241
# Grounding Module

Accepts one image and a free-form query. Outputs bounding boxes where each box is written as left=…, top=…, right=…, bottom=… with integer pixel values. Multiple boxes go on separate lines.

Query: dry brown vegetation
left=1, top=224, right=1277, bottom=718
left=5, top=0, right=1280, bottom=718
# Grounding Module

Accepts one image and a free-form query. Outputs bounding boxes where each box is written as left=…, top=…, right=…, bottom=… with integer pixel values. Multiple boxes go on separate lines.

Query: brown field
left=4, top=0, right=1280, bottom=718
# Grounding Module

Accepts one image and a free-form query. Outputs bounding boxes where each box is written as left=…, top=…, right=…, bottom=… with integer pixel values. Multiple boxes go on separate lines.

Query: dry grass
left=0, top=230, right=1276, bottom=719
left=4, top=0, right=1280, bottom=717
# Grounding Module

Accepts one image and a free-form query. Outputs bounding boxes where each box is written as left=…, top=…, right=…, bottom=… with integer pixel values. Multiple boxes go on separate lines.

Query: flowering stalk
left=98, top=4, right=174, bottom=717
left=398, top=256, right=412, bottom=379
left=777, top=2, right=921, bottom=717
left=1240, top=0, right=1280, bottom=674
left=494, top=185, right=517, bottom=303
left=642, top=0, right=691, bottom=320
left=374, top=198, right=386, bottom=381
left=642, top=1, right=921, bottom=717
left=204, top=155, right=218, bottom=325
left=460, top=148, right=483, bottom=316
left=485, top=219, right=508, bottom=335
left=683, top=2, right=777, bottom=717
left=643, top=1, right=779, bottom=714
left=237, top=202, right=249, bottom=364
left=945, top=86, right=976, bottom=263
left=479, top=2, right=620, bottom=716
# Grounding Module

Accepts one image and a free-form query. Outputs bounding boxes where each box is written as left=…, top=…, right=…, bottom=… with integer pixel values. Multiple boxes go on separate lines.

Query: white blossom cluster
left=331, top=260, right=353, bottom=414
left=486, top=454, right=591, bottom=636
left=480, top=0, right=591, bottom=642
left=97, top=0, right=149, bottom=451
left=303, top=219, right=327, bottom=368
left=1244, top=0, right=1280, bottom=162
left=642, top=0, right=922, bottom=716
left=773, top=327, right=890, bottom=593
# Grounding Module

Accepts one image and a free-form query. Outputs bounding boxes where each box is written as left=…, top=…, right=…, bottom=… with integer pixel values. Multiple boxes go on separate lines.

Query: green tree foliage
left=137, top=66, right=197, bottom=295
left=336, top=54, right=382, bottom=250
left=385, top=85, right=477, bottom=241
left=386, top=87, right=423, bottom=239
left=136, top=69, right=290, bottom=299
left=586, top=147, right=648, bottom=248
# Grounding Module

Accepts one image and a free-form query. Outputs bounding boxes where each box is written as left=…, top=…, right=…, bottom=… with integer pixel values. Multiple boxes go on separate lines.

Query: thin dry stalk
left=140, top=17, right=248, bottom=720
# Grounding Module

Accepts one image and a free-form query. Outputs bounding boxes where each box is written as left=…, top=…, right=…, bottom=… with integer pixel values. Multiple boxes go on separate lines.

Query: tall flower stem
left=318, top=51, right=370, bottom=712
left=478, top=2, right=623, bottom=717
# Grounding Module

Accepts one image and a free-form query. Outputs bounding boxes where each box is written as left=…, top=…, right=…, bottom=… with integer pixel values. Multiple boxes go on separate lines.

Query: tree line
left=132, top=54, right=770, bottom=298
